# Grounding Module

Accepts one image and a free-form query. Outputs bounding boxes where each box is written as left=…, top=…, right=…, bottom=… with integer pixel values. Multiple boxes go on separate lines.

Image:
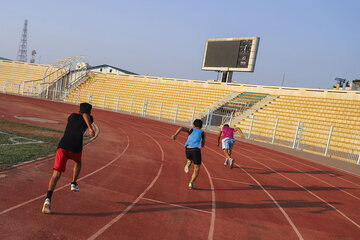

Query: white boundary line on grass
left=0, top=130, right=44, bottom=146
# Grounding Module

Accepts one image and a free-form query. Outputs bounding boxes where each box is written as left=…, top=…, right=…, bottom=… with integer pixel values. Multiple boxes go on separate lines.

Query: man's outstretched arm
left=82, top=113, right=95, bottom=137
left=171, top=127, right=190, bottom=140
left=234, top=127, right=246, bottom=139
left=217, top=130, right=222, bottom=146
left=202, top=132, right=206, bottom=148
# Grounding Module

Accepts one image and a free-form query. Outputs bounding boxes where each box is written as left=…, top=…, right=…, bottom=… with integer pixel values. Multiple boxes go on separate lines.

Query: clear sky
left=1, top=0, right=359, bottom=88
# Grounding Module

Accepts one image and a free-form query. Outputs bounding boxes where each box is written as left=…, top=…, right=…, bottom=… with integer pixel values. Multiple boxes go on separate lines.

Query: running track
left=0, top=93, right=359, bottom=240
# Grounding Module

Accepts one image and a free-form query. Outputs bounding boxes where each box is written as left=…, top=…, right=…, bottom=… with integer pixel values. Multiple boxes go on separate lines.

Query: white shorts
left=222, top=138, right=235, bottom=150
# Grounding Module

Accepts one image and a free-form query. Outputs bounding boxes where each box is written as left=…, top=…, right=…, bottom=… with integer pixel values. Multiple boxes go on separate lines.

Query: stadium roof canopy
left=0, top=57, right=12, bottom=61
left=88, top=64, right=137, bottom=75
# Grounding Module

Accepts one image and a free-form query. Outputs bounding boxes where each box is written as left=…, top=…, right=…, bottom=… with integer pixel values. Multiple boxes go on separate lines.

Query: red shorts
left=53, top=148, right=82, bottom=172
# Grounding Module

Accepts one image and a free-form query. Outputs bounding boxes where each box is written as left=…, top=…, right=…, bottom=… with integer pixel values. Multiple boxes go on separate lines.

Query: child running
left=217, top=124, right=245, bottom=169
left=172, top=119, right=205, bottom=189
left=42, top=103, right=95, bottom=214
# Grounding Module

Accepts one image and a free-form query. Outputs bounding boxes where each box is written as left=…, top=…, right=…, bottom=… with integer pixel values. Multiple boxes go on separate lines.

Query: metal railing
left=239, top=114, right=360, bottom=164
left=1, top=80, right=359, bottom=165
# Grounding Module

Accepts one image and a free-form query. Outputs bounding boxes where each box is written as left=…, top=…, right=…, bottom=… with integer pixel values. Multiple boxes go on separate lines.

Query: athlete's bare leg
left=190, top=164, right=200, bottom=183
left=223, top=149, right=231, bottom=159
left=72, top=160, right=81, bottom=183
left=48, top=170, right=62, bottom=191
left=228, top=149, right=232, bottom=158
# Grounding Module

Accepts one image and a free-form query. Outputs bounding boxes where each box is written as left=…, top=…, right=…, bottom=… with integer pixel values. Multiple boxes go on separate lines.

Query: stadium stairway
left=231, top=94, right=278, bottom=123
left=201, top=92, right=273, bottom=127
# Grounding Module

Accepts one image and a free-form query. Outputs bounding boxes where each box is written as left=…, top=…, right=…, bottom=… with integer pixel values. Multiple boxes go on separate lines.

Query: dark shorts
left=53, top=148, right=82, bottom=172
left=185, top=147, right=202, bottom=165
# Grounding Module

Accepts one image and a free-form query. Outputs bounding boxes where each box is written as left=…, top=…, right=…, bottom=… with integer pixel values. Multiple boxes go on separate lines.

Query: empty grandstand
left=0, top=59, right=48, bottom=94
left=0, top=57, right=87, bottom=98
left=1, top=57, right=360, bottom=164
left=65, top=72, right=234, bottom=123
left=235, top=95, right=360, bottom=163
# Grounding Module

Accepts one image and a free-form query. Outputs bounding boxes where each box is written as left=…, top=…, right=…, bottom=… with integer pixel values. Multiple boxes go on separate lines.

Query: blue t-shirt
left=185, top=128, right=204, bottom=149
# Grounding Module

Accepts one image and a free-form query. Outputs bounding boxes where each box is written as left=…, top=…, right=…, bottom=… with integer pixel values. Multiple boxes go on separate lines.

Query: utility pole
left=17, top=20, right=28, bottom=62
left=30, top=50, right=36, bottom=63
left=281, top=72, right=286, bottom=86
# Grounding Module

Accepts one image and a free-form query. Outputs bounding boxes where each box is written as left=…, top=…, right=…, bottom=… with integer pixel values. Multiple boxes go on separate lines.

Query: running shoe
left=42, top=198, right=51, bottom=214
left=224, top=158, right=228, bottom=166
left=184, top=160, right=191, bottom=173
left=229, top=158, right=234, bottom=169
left=188, top=182, right=194, bottom=189
left=71, top=183, right=80, bottom=192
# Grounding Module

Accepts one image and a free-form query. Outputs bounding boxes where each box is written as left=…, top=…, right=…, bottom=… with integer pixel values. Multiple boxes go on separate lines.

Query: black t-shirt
left=58, top=113, right=94, bottom=153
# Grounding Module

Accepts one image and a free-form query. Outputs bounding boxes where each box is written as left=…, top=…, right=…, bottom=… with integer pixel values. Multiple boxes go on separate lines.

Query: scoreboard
left=202, top=37, right=260, bottom=72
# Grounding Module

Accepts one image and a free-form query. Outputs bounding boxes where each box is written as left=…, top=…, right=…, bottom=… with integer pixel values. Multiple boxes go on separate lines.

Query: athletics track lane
left=0, top=95, right=215, bottom=239
left=0, top=94, right=360, bottom=239
left=116, top=117, right=360, bottom=239
left=118, top=116, right=360, bottom=239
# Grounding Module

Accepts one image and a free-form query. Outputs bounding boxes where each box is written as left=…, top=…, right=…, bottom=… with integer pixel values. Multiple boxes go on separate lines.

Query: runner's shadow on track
left=51, top=211, right=123, bottom=217
left=116, top=199, right=340, bottom=214
left=196, top=184, right=355, bottom=192
left=51, top=199, right=340, bottom=216
left=241, top=168, right=342, bottom=177
left=229, top=166, right=240, bottom=169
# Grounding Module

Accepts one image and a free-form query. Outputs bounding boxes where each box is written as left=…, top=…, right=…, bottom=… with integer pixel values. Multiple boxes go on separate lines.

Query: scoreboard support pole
left=221, top=71, right=233, bottom=83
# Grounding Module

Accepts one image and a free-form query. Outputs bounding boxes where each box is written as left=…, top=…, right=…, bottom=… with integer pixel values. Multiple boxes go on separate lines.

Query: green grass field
left=0, top=119, right=63, bottom=170
left=0, top=119, right=93, bottom=170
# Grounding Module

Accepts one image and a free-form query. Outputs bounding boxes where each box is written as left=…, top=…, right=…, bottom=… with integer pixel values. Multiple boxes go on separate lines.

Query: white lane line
left=232, top=148, right=360, bottom=230
left=211, top=177, right=254, bottom=186
left=143, top=126, right=217, bottom=240
left=144, top=123, right=302, bottom=240
left=238, top=144, right=360, bottom=188
left=0, top=124, right=129, bottom=216
left=210, top=133, right=360, bottom=199
left=202, top=163, right=216, bottom=240
left=206, top=147, right=304, bottom=240
left=256, top=152, right=360, bottom=200
left=88, top=129, right=165, bottom=240
left=141, top=197, right=212, bottom=214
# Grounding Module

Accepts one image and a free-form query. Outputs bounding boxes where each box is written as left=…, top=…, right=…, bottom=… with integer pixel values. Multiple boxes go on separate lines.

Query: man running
left=217, top=124, right=245, bottom=169
left=172, top=119, right=205, bottom=189
left=42, top=103, right=95, bottom=214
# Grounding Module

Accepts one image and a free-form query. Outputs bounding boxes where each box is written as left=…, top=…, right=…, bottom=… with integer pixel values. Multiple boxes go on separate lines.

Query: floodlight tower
left=17, top=20, right=28, bottom=62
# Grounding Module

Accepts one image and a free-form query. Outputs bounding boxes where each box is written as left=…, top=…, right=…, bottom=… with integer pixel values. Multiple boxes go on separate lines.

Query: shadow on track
left=51, top=198, right=340, bottom=217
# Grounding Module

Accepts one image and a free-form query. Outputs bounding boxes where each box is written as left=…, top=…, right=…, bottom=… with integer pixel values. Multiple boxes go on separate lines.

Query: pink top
left=222, top=126, right=235, bottom=139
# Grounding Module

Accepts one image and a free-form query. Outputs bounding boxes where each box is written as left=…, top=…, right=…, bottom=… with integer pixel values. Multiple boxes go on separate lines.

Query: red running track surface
left=0, top=93, right=359, bottom=240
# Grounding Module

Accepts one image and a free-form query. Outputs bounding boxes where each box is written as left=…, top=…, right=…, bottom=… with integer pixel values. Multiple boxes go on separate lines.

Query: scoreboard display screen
left=202, top=37, right=259, bottom=72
